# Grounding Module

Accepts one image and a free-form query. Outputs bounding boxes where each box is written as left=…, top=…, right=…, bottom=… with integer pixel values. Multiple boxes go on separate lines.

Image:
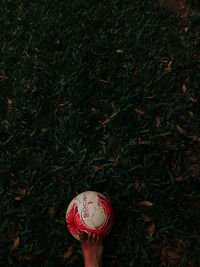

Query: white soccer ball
left=66, top=191, right=114, bottom=240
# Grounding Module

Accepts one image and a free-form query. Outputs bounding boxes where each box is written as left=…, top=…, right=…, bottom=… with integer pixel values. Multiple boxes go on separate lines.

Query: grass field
left=1, top=0, right=200, bottom=266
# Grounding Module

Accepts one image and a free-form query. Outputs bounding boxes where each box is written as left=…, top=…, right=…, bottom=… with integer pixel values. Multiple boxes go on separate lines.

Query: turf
left=1, top=0, right=200, bottom=266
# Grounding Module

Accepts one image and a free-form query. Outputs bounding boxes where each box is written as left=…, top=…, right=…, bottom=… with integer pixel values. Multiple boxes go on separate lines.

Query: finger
left=79, top=231, right=87, bottom=241
left=88, top=231, right=92, bottom=240
left=91, top=232, right=96, bottom=240
left=93, top=233, right=97, bottom=241
left=66, top=203, right=76, bottom=223
left=99, top=235, right=103, bottom=244
left=96, top=234, right=100, bottom=243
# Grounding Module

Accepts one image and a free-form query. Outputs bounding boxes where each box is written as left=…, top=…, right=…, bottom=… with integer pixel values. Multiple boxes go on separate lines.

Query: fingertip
left=99, top=234, right=103, bottom=244
left=88, top=231, right=92, bottom=239
left=79, top=231, right=87, bottom=241
left=92, top=232, right=96, bottom=240
left=93, top=232, right=97, bottom=240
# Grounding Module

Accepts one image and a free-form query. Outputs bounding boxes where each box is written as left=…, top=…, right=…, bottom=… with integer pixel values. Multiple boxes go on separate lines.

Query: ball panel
left=80, top=202, right=96, bottom=220
left=66, top=200, right=75, bottom=218
left=92, top=206, right=107, bottom=227
left=97, top=193, right=108, bottom=201
left=82, top=218, right=96, bottom=229
left=77, top=191, right=98, bottom=203
left=84, top=191, right=99, bottom=202
left=102, top=213, right=114, bottom=237
left=74, top=212, right=94, bottom=231
left=101, top=201, right=111, bottom=213
left=66, top=203, right=77, bottom=224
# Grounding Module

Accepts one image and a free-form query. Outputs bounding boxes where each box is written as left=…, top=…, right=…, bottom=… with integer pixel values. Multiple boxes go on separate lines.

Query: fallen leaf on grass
left=24, top=254, right=39, bottom=261
left=135, top=179, right=140, bottom=189
left=189, top=97, right=197, bottom=103
left=188, top=111, right=194, bottom=117
left=100, top=114, right=117, bottom=126
left=162, top=248, right=181, bottom=260
left=92, top=165, right=104, bottom=170
left=110, top=112, right=117, bottom=118
left=63, top=245, right=74, bottom=260
left=99, top=118, right=110, bottom=126
left=160, top=60, right=168, bottom=69
left=148, top=222, right=155, bottom=237
left=20, top=189, right=30, bottom=196
left=175, top=176, right=183, bottom=182
left=180, top=35, right=185, bottom=43
left=8, top=99, right=12, bottom=105
left=102, top=118, right=110, bottom=125
left=156, top=116, right=161, bottom=127
left=137, top=201, right=153, bottom=207
left=141, top=214, right=152, bottom=222
left=111, top=156, right=120, bottom=167
left=138, top=137, right=150, bottom=145
left=188, top=135, right=200, bottom=142
left=102, top=144, right=107, bottom=151
left=98, top=150, right=102, bottom=155
left=176, top=125, right=185, bottom=134
left=179, top=115, right=185, bottom=120
left=0, top=75, right=8, bottom=80
left=164, top=61, right=173, bottom=71
left=112, top=160, right=118, bottom=167
left=135, top=108, right=145, bottom=115
left=167, top=250, right=181, bottom=259
left=16, top=255, right=23, bottom=260
left=116, top=49, right=123, bottom=53
left=182, top=84, right=187, bottom=93
left=21, top=189, right=26, bottom=195
left=11, top=236, right=20, bottom=251
left=99, top=79, right=109, bottom=83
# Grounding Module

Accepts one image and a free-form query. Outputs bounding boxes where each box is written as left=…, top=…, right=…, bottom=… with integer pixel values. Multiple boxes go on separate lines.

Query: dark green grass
left=1, top=0, right=200, bottom=266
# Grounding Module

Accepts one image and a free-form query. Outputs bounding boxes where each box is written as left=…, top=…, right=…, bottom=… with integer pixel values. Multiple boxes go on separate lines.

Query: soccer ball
left=66, top=191, right=114, bottom=240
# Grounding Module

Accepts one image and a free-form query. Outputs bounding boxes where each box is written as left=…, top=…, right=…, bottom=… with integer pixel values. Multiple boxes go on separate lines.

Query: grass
left=1, top=0, right=200, bottom=266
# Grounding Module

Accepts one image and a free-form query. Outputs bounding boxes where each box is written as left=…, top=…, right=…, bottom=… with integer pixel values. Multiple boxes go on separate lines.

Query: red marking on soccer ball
left=66, top=191, right=114, bottom=240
